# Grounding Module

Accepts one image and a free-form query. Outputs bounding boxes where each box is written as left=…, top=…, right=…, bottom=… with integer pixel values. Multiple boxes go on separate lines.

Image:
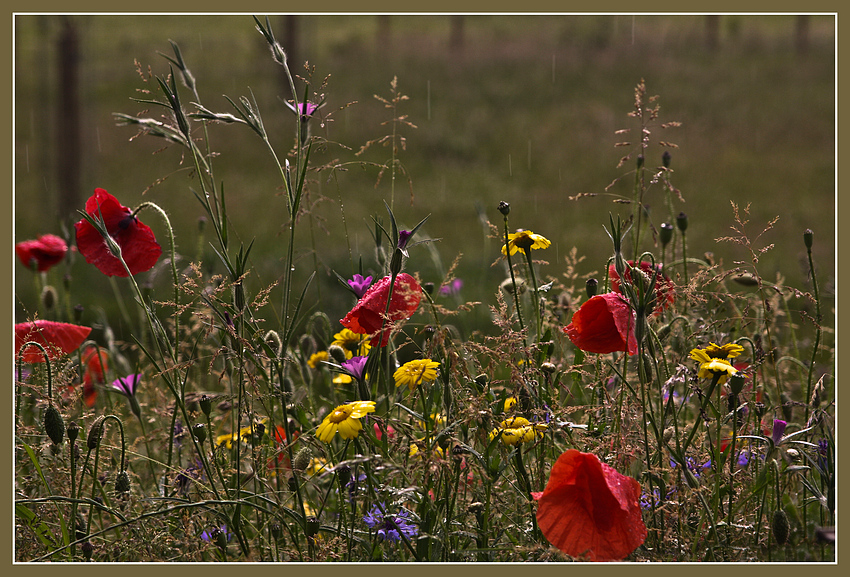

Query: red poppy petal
left=74, top=188, right=162, bottom=277
left=340, top=273, right=422, bottom=346
left=15, top=320, right=92, bottom=363
left=564, top=293, right=637, bottom=355
left=536, top=450, right=647, bottom=561
left=15, top=234, right=68, bottom=272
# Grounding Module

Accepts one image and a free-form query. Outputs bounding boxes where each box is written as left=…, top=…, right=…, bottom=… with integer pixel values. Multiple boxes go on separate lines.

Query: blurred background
left=13, top=14, right=835, bottom=341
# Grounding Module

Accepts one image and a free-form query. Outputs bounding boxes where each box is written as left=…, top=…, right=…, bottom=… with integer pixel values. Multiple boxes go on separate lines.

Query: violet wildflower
left=363, top=503, right=418, bottom=542
left=771, top=419, right=787, bottom=445
left=347, top=274, right=373, bottom=299
left=112, top=374, right=142, bottom=419
left=341, top=355, right=369, bottom=382
left=439, top=278, right=463, bottom=296
left=397, top=229, right=414, bottom=253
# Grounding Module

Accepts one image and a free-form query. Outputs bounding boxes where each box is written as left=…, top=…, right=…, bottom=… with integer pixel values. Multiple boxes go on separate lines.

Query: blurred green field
left=14, top=14, right=835, bottom=338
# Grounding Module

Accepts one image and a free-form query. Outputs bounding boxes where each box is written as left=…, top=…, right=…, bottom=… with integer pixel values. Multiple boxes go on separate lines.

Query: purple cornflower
left=736, top=449, right=752, bottom=468
left=670, top=456, right=711, bottom=478
left=439, top=278, right=463, bottom=296
left=346, top=472, right=367, bottom=503
left=771, top=419, right=787, bottom=445
left=363, top=503, right=418, bottom=542
left=347, top=274, right=373, bottom=299
left=341, top=355, right=368, bottom=381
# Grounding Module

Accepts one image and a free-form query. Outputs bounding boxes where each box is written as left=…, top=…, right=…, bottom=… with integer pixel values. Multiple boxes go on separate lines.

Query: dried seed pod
left=43, top=405, right=65, bottom=446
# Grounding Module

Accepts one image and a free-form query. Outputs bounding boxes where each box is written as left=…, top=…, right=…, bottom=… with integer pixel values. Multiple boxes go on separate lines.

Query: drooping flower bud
left=67, top=420, right=79, bottom=443
left=43, top=405, right=65, bottom=446
left=293, top=447, right=312, bottom=473
left=87, top=416, right=106, bottom=450
left=772, top=509, right=790, bottom=545
left=327, top=344, right=348, bottom=365
left=199, top=394, right=212, bottom=417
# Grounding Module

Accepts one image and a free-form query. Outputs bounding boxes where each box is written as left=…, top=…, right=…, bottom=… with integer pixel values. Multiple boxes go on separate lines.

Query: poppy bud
left=41, top=285, right=58, bottom=311
left=87, top=416, right=106, bottom=450
left=271, top=523, right=285, bottom=543
left=73, top=304, right=85, bottom=323
left=327, top=344, right=348, bottom=365
left=292, top=447, right=311, bottom=473
left=43, top=405, right=65, bottom=446
left=305, top=516, right=320, bottom=538
left=636, top=154, right=644, bottom=169
left=336, top=464, right=351, bottom=488
left=676, top=212, right=688, bottom=232
left=422, top=282, right=435, bottom=295
left=115, top=470, right=131, bottom=493
left=81, top=540, right=94, bottom=561
left=67, top=420, right=79, bottom=443
left=660, top=222, right=674, bottom=247
left=541, top=362, right=557, bottom=374
left=772, top=509, right=790, bottom=545
left=199, top=394, right=212, bottom=417
left=586, top=278, right=598, bottom=299
left=192, top=423, right=206, bottom=444
left=728, top=372, right=746, bottom=397
left=498, top=201, right=510, bottom=216
left=213, top=528, right=228, bottom=551
left=288, top=475, right=299, bottom=492
left=662, top=150, right=671, bottom=168
left=803, top=229, right=813, bottom=249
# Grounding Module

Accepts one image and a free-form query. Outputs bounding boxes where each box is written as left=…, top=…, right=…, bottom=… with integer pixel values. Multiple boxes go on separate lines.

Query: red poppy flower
left=564, top=292, right=638, bottom=355
left=74, top=188, right=162, bottom=277
left=15, top=234, right=68, bottom=272
left=81, top=346, right=109, bottom=408
left=532, top=450, right=647, bottom=561
left=15, top=320, right=91, bottom=363
left=340, top=273, right=422, bottom=347
left=608, top=260, right=675, bottom=313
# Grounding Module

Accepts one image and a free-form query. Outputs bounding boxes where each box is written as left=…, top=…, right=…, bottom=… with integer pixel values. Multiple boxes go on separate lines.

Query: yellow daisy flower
left=489, top=416, right=547, bottom=446
left=702, top=342, right=745, bottom=360
left=504, top=396, right=518, bottom=412
left=501, top=230, right=551, bottom=256
left=409, top=442, right=445, bottom=458
left=333, top=373, right=353, bottom=385
left=689, top=348, right=739, bottom=384
left=214, top=418, right=270, bottom=449
left=316, top=401, right=376, bottom=443
left=305, top=457, right=329, bottom=477
left=332, top=329, right=372, bottom=357
left=394, top=359, right=440, bottom=392
left=307, top=351, right=329, bottom=369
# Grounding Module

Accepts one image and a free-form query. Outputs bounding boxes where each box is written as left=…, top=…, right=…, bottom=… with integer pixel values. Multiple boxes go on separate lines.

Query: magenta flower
left=341, top=355, right=368, bottom=381
left=772, top=419, right=787, bottom=445
left=347, top=274, right=373, bottom=299
left=112, top=373, right=142, bottom=419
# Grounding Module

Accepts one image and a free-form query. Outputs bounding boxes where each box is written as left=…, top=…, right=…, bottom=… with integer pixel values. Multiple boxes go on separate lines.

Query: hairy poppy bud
left=728, top=372, right=746, bottom=397
left=41, top=285, right=58, bottom=311
left=336, top=464, right=351, bottom=488
left=772, top=509, right=790, bottom=545
left=676, top=212, right=688, bottom=233
left=293, top=447, right=312, bottom=473
left=662, top=150, right=671, bottom=168
left=498, top=201, right=510, bottom=216
left=81, top=540, right=94, bottom=561
left=327, top=344, right=348, bottom=365
left=803, top=228, right=813, bottom=249
left=43, top=405, right=65, bottom=446
left=305, top=516, right=320, bottom=538
left=87, top=416, right=106, bottom=450
left=636, top=154, right=644, bottom=169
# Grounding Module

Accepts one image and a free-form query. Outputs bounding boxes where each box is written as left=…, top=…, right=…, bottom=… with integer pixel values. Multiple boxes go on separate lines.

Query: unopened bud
left=586, top=278, right=598, bottom=299
left=199, top=394, right=212, bottom=417
left=662, top=150, right=671, bottom=168
left=81, top=540, right=93, bottom=561
left=327, top=344, right=348, bottom=365
left=293, top=447, right=312, bottom=473
left=43, top=405, right=65, bottom=446
left=772, top=509, right=790, bottom=545
left=87, top=416, right=106, bottom=450
left=192, top=423, right=206, bottom=444
left=660, top=222, right=674, bottom=247
left=803, top=229, right=813, bottom=250
left=67, top=421, right=79, bottom=443
left=41, top=285, right=58, bottom=311
left=636, top=154, right=644, bottom=169
left=497, top=201, right=510, bottom=216
left=115, top=470, right=131, bottom=493
left=676, top=212, right=688, bottom=232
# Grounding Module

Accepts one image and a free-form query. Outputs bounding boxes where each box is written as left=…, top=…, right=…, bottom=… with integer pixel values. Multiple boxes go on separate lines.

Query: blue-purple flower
left=347, top=274, right=373, bottom=299
left=363, top=503, right=418, bottom=542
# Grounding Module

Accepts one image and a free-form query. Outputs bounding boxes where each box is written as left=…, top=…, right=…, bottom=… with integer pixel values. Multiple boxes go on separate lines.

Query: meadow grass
left=13, top=14, right=834, bottom=563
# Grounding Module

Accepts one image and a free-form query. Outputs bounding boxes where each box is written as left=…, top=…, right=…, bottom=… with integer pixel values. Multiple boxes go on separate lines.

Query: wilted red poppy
left=74, top=188, right=162, bottom=277
left=340, top=273, right=422, bottom=346
left=15, top=234, right=68, bottom=272
left=81, top=346, right=109, bottom=408
left=532, top=449, right=647, bottom=561
left=15, top=320, right=91, bottom=363
left=608, top=260, right=675, bottom=313
left=564, top=292, right=638, bottom=355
